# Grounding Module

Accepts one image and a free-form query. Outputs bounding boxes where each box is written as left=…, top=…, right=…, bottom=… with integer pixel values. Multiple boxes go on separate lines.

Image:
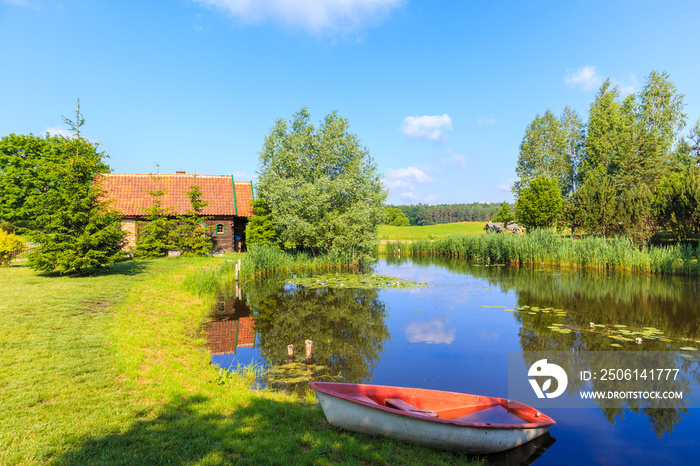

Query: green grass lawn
left=378, top=222, right=485, bottom=241
left=0, top=258, right=480, bottom=465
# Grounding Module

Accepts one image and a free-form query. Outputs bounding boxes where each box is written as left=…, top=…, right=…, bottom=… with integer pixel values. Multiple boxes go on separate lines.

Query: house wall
left=121, top=220, right=137, bottom=250
left=121, top=215, right=248, bottom=253
left=205, top=216, right=248, bottom=253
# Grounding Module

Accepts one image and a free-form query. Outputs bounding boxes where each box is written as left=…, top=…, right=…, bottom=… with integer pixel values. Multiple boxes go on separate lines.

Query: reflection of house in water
left=206, top=293, right=256, bottom=355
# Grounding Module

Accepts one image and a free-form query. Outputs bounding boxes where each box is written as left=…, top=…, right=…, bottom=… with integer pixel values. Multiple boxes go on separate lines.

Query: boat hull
left=311, top=383, right=553, bottom=454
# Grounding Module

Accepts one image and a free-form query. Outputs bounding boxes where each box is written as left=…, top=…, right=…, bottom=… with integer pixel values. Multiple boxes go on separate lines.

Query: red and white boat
left=308, top=382, right=555, bottom=454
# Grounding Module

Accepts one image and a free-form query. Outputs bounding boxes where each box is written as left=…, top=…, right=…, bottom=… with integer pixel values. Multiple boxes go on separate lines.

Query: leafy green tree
left=0, top=133, right=67, bottom=230
left=384, top=207, right=409, bottom=226
left=656, top=167, right=700, bottom=241
left=246, top=199, right=283, bottom=248
left=617, top=184, right=656, bottom=245
left=689, top=119, right=700, bottom=166
left=673, top=118, right=700, bottom=169
left=638, top=70, right=686, bottom=151
left=582, top=79, right=624, bottom=175
left=572, top=171, right=619, bottom=239
left=257, top=108, right=386, bottom=263
left=560, top=106, right=585, bottom=194
left=493, top=201, right=514, bottom=224
left=28, top=103, right=126, bottom=274
left=515, top=176, right=563, bottom=230
left=173, top=184, right=212, bottom=255
left=513, top=110, right=567, bottom=197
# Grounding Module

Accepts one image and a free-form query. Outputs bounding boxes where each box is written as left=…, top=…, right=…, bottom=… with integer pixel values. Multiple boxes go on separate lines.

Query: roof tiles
left=100, top=173, right=254, bottom=217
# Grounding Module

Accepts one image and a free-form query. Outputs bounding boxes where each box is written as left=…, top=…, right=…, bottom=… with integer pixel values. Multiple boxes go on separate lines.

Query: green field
left=378, top=222, right=485, bottom=241
left=0, top=258, right=479, bottom=465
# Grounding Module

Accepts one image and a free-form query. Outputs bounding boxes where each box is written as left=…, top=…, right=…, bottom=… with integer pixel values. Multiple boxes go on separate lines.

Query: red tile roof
left=207, top=318, right=256, bottom=355
left=99, top=173, right=254, bottom=217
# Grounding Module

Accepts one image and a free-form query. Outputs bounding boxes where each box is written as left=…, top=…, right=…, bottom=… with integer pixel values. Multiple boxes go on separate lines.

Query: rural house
left=100, top=171, right=254, bottom=253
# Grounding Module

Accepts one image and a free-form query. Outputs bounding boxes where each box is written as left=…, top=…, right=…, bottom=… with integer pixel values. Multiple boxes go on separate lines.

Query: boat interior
left=319, top=384, right=552, bottom=426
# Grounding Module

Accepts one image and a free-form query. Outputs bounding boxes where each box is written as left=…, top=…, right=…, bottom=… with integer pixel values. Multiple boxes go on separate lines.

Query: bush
left=0, top=230, right=26, bottom=266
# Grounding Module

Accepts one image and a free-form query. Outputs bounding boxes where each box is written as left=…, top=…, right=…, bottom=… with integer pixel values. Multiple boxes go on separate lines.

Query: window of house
left=215, top=223, right=225, bottom=234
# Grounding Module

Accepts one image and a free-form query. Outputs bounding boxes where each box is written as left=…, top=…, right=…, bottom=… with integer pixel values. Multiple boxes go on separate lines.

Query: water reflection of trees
left=388, top=255, right=700, bottom=436
left=398, top=255, right=700, bottom=340
left=239, top=279, right=390, bottom=388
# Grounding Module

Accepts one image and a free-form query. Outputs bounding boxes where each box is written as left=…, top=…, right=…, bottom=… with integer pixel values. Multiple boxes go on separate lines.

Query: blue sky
left=1, top=0, right=699, bottom=204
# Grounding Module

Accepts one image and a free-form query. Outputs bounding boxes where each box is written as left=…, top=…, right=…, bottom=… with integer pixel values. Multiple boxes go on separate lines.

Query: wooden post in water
left=287, top=344, right=294, bottom=363
left=305, top=339, right=313, bottom=364
left=235, top=261, right=240, bottom=282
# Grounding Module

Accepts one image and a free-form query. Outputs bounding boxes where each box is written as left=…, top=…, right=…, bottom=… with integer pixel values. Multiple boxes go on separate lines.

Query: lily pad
left=680, top=347, right=698, bottom=351
left=288, top=273, right=429, bottom=290
left=610, top=343, right=622, bottom=348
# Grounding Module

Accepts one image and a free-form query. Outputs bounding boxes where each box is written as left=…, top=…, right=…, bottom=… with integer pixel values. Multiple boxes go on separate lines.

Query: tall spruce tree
left=28, top=101, right=126, bottom=274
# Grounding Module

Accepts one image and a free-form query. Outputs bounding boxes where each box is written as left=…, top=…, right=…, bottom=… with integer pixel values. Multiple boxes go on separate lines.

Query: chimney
left=176, top=170, right=186, bottom=175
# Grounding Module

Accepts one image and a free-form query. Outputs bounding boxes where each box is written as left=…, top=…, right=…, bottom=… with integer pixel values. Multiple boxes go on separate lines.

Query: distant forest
left=388, top=203, right=503, bottom=226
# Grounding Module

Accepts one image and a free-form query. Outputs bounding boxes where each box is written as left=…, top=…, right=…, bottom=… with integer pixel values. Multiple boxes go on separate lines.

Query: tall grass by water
left=389, top=229, right=700, bottom=275
left=183, top=245, right=365, bottom=297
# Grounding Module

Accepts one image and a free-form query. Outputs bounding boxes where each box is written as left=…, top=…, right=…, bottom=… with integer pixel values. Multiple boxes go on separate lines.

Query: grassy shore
left=0, top=258, right=479, bottom=465
left=378, top=222, right=485, bottom=241
left=385, top=229, right=700, bottom=275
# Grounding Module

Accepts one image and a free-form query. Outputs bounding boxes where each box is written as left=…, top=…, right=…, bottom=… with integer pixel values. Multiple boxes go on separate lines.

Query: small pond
left=206, top=256, right=700, bottom=465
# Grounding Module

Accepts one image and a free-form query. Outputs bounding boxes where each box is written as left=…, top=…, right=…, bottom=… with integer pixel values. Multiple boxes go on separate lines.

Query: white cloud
left=564, top=65, right=603, bottom=92
left=230, top=170, right=257, bottom=180
left=612, top=73, right=638, bottom=96
left=400, top=114, right=453, bottom=142
left=565, top=66, right=639, bottom=95
left=441, top=150, right=466, bottom=169
left=405, top=315, right=455, bottom=344
left=394, top=190, right=439, bottom=204
left=477, top=116, right=496, bottom=126
left=385, top=166, right=433, bottom=184
left=194, top=0, right=402, bottom=35
left=45, top=126, right=72, bottom=138
left=45, top=126, right=100, bottom=144
left=497, top=179, right=516, bottom=192
left=384, top=166, right=439, bottom=203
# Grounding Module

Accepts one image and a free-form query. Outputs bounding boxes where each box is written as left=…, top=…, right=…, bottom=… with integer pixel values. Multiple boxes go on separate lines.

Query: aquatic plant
left=395, top=229, right=700, bottom=275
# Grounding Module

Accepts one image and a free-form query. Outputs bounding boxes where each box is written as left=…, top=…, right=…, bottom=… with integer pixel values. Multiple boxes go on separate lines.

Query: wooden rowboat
left=308, top=382, right=555, bottom=454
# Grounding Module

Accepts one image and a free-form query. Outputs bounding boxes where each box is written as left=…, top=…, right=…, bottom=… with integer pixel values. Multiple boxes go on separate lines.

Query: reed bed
left=183, top=245, right=365, bottom=297
left=388, top=229, right=700, bottom=275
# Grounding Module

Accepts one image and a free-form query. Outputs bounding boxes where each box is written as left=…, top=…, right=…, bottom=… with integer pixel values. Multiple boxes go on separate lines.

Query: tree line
left=513, top=70, right=700, bottom=244
left=384, top=203, right=503, bottom=226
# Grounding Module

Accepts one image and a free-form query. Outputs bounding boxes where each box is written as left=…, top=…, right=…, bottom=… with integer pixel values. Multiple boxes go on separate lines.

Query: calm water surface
left=207, top=256, right=700, bottom=465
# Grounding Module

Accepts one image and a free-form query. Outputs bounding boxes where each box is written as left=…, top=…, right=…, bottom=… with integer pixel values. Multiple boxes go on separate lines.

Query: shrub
left=0, top=230, right=26, bottom=266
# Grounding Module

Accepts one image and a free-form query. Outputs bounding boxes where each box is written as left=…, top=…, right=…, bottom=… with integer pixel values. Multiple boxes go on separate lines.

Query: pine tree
left=173, top=184, right=212, bottom=255
left=28, top=101, right=126, bottom=274
left=135, top=174, right=177, bottom=258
